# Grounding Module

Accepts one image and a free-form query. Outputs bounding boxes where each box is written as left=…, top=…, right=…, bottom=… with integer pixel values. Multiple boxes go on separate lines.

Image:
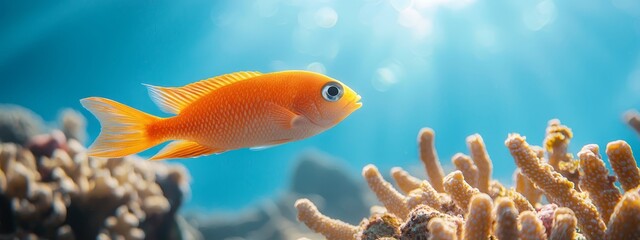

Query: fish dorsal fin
left=144, top=71, right=262, bottom=114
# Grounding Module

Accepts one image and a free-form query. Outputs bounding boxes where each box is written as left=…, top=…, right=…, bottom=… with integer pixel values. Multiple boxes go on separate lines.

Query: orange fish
left=80, top=70, right=362, bottom=160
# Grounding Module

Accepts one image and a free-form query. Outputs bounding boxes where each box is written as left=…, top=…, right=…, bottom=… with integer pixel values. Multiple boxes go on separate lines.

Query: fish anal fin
left=249, top=138, right=292, bottom=151
left=144, top=71, right=262, bottom=114
left=150, top=141, right=219, bottom=160
left=265, top=102, right=306, bottom=129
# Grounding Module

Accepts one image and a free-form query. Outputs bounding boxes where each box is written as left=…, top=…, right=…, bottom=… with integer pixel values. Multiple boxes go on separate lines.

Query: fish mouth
left=345, top=95, right=362, bottom=111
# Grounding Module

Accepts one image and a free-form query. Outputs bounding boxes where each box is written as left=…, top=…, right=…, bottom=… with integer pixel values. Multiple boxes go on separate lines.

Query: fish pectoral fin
left=249, top=139, right=292, bottom=151
left=150, top=141, right=219, bottom=160
left=266, top=102, right=306, bottom=129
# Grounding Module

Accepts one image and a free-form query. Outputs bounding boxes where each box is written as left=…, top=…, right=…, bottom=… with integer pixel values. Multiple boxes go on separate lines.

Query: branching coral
left=606, top=140, right=640, bottom=192
left=506, top=134, right=606, bottom=239
left=519, top=211, right=547, bottom=240
left=493, top=197, right=519, bottom=240
left=605, top=190, right=640, bottom=239
left=543, top=119, right=580, bottom=189
left=549, top=207, right=576, bottom=240
left=451, top=153, right=478, bottom=189
left=294, top=198, right=359, bottom=239
left=296, top=121, right=640, bottom=240
left=418, top=128, right=445, bottom=192
left=465, top=134, right=493, bottom=194
left=577, top=144, right=622, bottom=224
left=462, top=193, right=492, bottom=240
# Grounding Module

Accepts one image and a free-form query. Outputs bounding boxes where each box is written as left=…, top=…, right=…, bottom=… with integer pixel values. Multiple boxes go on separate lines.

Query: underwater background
left=2, top=0, right=640, bottom=217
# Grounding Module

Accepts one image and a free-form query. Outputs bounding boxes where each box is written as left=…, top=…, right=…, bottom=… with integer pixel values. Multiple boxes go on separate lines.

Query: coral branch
left=466, top=134, right=492, bottom=194
left=418, top=128, right=445, bottom=192
left=549, top=207, right=576, bottom=240
left=462, top=194, right=492, bottom=240
left=577, top=144, right=622, bottom=224
left=405, top=181, right=441, bottom=211
left=605, top=190, right=640, bottom=239
left=294, top=198, right=359, bottom=240
left=519, top=211, right=546, bottom=240
left=390, top=167, right=422, bottom=194
left=543, top=119, right=580, bottom=189
left=606, top=140, right=640, bottom=192
left=493, top=197, right=519, bottom=240
left=451, top=153, right=478, bottom=188
left=443, top=171, right=479, bottom=212
left=514, top=168, right=542, bottom=206
left=505, top=134, right=606, bottom=240
left=363, top=165, right=410, bottom=219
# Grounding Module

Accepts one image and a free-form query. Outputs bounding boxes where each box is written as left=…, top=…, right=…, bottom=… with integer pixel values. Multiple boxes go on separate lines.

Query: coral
left=543, top=119, right=581, bottom=189
left=462, top=194, right=493, bottom=240
left=536, top=203, right=557, bottom=237
left=418, top=128, right=445, bottom=192
left=465, top=134, right=493, bottom=194
left=577, top=144, right=622, bottom=224
left=624, top=109, right=640, bottom=136
left=493, top=197, right=519, bottom=240
left=519, top=211, right=547, bottom=240
left=506, top=134, right=606, bottom=239
left=400, top=205, right=463, bottom=240
left=606, top=140, right=640, bottom=192
left=363, top=165, right=411, bottom=220
left=549, top=207, right=576, bottom=240
left=0, top=108, right=192, bottom=240
left=357, top=213, right=401, bottom=240
left=605, top=190, right=640, bottom=239
left=390, top=167, right=422, bottom=194
left=442, top=171, right=478, bottom=213
left=296, top=121, right=640, bottom=240
left=294, top=198, right=359, bottom=239
left=514, top=168, right=542, bottom=206
left=450, top=153, right=478, bottom=188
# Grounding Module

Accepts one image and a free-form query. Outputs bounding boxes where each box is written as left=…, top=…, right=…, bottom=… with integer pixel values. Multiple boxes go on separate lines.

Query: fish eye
left=321, top=82, right=343, bottom=102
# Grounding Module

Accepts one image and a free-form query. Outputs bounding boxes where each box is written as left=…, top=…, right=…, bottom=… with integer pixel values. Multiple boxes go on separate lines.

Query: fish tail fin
left=80, top=97, right=162, bottom=158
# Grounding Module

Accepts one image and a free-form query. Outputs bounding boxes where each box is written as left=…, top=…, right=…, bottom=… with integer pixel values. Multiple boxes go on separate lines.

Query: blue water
left=2, top=0, right=640, bottom=213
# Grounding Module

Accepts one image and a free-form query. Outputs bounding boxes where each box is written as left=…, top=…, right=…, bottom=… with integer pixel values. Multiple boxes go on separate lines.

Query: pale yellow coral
left=462, top=193, right=492, bottom=240
left=577, top=144, right=622, bottom=224
left=505, top=134, right=606, bottom=240
left=405, top=180, right=441, bottom=211
left=549, top=207, right=576, bottom=240
left=295, top=198, right=359, bottom=240
left=519, top=211, right=546, bottom=240
left=443, top=171, right=479, bottom=212
left=363, top=164, right=411, bottom=219
left=543, top=119, right=580, bottom=189
left=605, top=190, right=640, bottom=239
left=390, top=167, right=422, bottom=194
left=514, top=168, right=542, bottom=206
left=451, top=153, right=478, bottom=188
left=428, top=218, right=458, bottom=240
left=465, top=134, right=493, bottom=194
left=606, top=140, right=640, bottom=192
left=418, top=128, right=445, bottom=192
left=493, top=197, right=519, bottom=240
